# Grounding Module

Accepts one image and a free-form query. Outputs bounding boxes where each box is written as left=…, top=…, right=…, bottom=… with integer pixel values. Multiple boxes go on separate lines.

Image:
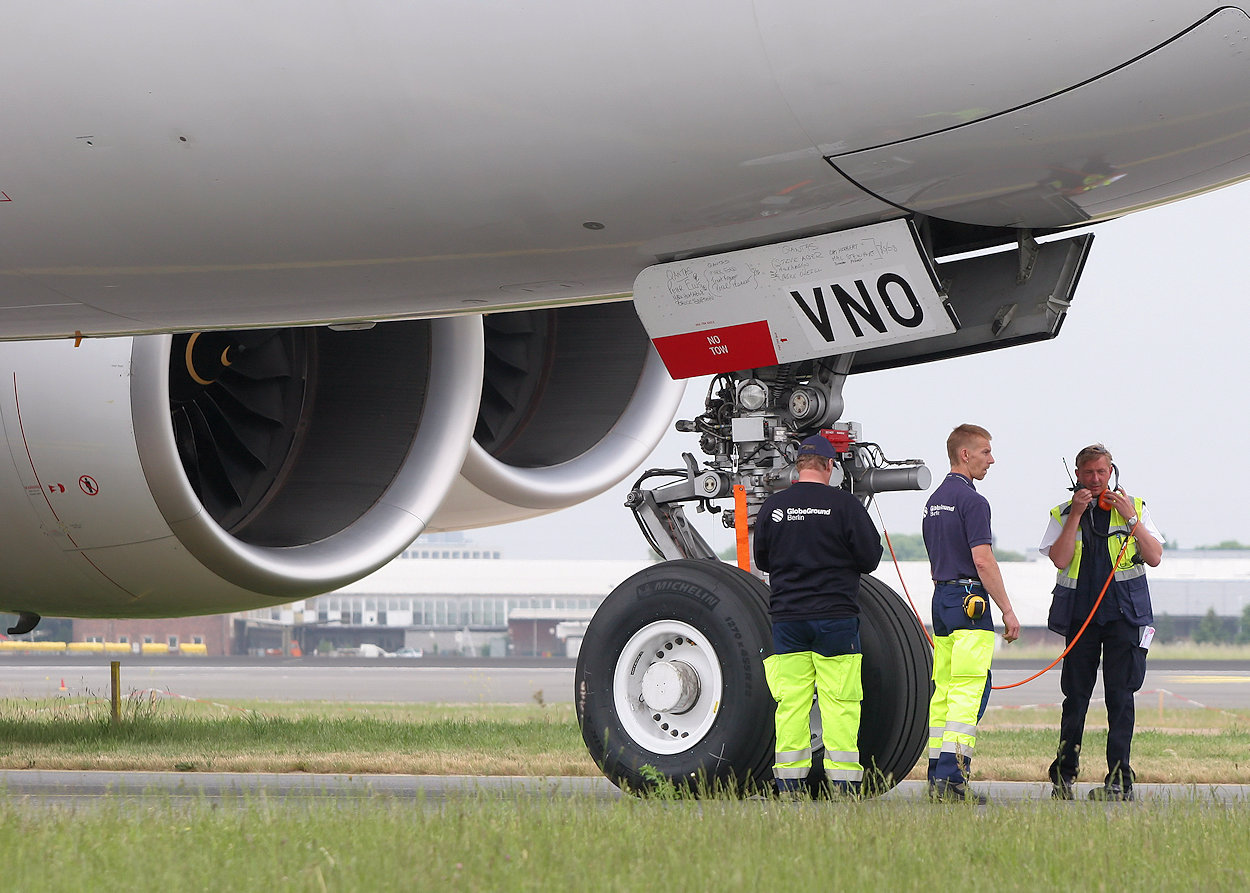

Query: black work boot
left=1089, top=768, right=1135, bottom=802
left=1048, top=763, right=1075, bottom=800
left=929, top=779, right=988, bottom=805
left=1088, top=782, right=1134, bottom=801
left=1045, top=755, right=1075, bottom=795
left=824, top=779, right=862, bottom=800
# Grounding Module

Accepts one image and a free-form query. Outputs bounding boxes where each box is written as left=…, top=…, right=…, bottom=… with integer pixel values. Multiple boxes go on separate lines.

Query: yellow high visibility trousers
left=928, top=628, right=994, bottom=785
left=764, top=651, right=863, bottom=786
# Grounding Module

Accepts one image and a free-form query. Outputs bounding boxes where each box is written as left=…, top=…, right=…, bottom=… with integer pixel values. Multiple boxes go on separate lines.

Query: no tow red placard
left=633, top=220, right=955, bottom=379
left=649, top=321, right=778, bottom=379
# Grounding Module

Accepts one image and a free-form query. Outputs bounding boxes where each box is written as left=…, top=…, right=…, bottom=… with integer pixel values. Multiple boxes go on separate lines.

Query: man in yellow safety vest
left=1040, top=443, right=1162, bottom=801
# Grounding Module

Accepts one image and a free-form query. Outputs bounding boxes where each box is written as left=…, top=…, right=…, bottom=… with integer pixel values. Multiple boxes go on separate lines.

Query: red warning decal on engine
left=651, top=320, right=778, bottom=379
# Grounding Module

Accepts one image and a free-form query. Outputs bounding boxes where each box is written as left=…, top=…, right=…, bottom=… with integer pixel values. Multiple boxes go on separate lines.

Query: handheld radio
left=1064, top=457, right=1120, bottom=510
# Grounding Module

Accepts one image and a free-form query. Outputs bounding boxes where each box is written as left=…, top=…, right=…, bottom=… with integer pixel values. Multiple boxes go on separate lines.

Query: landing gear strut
left=575, top=361, right=934, bottom=796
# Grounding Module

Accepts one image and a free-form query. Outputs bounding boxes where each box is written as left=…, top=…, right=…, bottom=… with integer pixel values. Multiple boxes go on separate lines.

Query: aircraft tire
left=575, top=559, right=775, bottom=795
left=576, top=562, right=931, bottom=797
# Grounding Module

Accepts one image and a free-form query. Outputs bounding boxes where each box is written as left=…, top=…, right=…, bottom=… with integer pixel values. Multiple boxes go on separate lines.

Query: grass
left=0, top=697, right=1248, bottom=891
left=0, top=698, right=585, bottom=775
left=0, top=794, right=1247, bottom=892
left=968, top=702, right=1250, bottom=784
left=0, top=695, right=1247, bottom=784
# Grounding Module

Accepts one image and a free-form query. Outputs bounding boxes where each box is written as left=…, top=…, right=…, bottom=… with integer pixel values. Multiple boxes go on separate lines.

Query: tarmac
left=1, top=771, right=1246, bottom=806
left=2, top=656, right=1248, bottom=710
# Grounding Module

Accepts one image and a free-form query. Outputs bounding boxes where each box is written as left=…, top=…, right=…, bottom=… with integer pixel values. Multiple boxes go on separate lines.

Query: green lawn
left=1, top=697, right=1247, bottom=891
left=0, top=792, right=1246, bottom=892
left=0, top=696, right=1246, bottom=785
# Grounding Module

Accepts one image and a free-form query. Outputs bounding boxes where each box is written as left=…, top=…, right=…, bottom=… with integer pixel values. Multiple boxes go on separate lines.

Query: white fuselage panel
left=1, top=2, right=1245, bottom=339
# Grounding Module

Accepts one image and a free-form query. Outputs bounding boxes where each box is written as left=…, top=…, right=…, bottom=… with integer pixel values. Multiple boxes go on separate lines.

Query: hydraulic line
left=875, top=503, right=933, bottom=647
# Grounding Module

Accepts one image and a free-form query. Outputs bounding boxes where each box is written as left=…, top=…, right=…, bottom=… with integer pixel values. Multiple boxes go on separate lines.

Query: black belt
left=936, top=578, right=982, bottom=587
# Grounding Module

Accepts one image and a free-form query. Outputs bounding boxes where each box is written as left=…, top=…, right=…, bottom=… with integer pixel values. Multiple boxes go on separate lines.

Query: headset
left=1063, top=457, right=1121, bottom=510
left=1063, top=456, right=1144, bottom=563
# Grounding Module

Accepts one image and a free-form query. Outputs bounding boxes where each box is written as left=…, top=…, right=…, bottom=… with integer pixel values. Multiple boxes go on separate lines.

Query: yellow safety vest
left=1049, top=497, right=1147, bottom=589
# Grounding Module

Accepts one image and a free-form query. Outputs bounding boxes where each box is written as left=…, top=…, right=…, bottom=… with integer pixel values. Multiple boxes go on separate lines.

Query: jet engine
left=431, top=302, right=685, bottom=530
left=0, top=303, right=681, bottom=619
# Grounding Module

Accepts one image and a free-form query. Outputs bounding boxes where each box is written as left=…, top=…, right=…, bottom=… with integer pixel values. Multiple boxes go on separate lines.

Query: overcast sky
left=472, top=178, right=1250, bottom=561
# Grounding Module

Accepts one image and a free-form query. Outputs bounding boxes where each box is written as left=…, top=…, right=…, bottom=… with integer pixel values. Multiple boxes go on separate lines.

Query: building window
left=193, top=636, right=204, bottom=645
left=143, top=636, right=153, bottom=644
left=168, top=636, right=178, bottom=649
left=119, top=636, right=128, bottom=644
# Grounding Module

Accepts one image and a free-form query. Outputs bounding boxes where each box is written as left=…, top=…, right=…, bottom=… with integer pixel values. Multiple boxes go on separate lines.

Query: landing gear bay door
left=634, top=220, right=953, bottom=379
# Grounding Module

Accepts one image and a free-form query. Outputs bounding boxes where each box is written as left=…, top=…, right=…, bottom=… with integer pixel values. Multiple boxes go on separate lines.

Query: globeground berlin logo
left=772, top=509, right=784, bottom=523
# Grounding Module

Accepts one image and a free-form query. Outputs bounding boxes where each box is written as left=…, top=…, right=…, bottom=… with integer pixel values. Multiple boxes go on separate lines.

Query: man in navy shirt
left=754, top=434, right=882, bottom=797
left=922, top=423, right=1019, bottom=803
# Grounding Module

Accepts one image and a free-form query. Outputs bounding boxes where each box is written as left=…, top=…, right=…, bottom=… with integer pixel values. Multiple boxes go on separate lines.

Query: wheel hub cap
left=640, top=660, right=700, bottom=714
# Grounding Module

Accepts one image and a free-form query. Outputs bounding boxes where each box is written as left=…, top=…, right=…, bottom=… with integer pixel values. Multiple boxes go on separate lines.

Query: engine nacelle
left=0, top=318, right=482, bottom=617
left=429, top=303, right=685, bottom=530
left=0, top=304, right=683, bottom=619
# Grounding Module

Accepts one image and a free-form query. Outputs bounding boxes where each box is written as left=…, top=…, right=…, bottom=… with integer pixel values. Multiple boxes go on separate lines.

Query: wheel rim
left=611, top=620, right=724, bottom=755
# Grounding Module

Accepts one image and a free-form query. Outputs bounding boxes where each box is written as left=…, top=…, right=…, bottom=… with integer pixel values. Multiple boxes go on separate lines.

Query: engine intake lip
left=460, top=345, right=683, bottom=510
left=131, top=316, right=484, bottom=597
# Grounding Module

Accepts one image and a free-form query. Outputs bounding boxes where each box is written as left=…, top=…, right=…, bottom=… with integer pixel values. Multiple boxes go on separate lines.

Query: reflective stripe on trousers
left=928, top=628, right=995, bottom=785
left=764, top=651, right=863, bottom=784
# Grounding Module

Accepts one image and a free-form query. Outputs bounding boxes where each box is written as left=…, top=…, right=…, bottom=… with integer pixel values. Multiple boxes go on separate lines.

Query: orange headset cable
left=874, top=503, right=1143, bottom=689
left=991, top=515, right=1141, bottom=690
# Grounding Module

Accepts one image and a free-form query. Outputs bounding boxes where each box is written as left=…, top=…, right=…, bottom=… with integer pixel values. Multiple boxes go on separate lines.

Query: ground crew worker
left=754, top=434, right=883, bottom=798
left=1040, top=443, right=1162, bottom=801
left=923, top=424, right=1020, bottom=803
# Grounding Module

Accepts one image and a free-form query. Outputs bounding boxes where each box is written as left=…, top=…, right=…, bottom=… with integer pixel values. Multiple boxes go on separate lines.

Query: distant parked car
left=393, top=647, right=424, bottom=658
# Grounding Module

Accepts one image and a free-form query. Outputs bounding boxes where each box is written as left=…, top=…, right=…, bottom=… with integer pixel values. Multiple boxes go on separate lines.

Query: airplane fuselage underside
left=1, top=2, right=1248, bottom=339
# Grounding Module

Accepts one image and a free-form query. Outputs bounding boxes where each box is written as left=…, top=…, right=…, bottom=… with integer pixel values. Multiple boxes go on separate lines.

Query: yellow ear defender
left=963, top=592, right=987, bottom=621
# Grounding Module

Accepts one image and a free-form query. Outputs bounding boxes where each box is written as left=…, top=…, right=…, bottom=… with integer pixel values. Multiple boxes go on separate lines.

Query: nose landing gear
left=575, top=364, right=933, bottom=797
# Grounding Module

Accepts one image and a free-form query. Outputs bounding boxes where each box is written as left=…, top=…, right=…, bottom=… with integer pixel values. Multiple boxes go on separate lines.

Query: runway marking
left=1158, top=675, right=1250, bottom=684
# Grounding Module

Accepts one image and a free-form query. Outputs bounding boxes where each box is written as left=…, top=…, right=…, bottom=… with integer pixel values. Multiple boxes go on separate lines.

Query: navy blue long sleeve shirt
left=753, top=481, right=883, bottom=621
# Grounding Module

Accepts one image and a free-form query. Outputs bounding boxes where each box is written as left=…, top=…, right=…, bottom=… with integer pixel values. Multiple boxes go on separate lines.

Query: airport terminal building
left=63, top=549, right=1250, bottom=657
left=240, top=554, right=652, bottom=658
left=216, top=549, right=1250, bottom=655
